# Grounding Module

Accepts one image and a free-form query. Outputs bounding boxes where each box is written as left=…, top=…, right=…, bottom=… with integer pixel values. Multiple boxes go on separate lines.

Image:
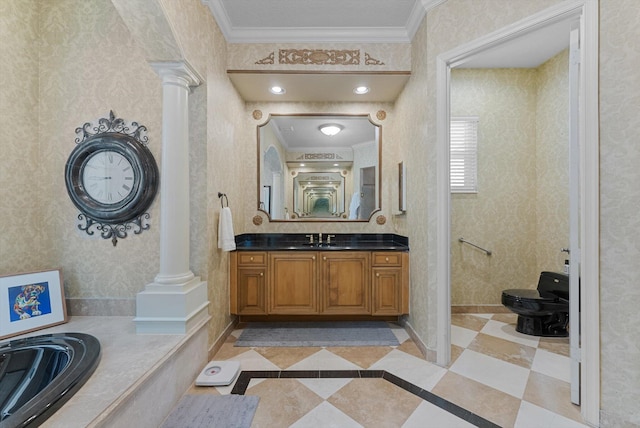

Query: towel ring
left=218, top=192, right=228, bottom=208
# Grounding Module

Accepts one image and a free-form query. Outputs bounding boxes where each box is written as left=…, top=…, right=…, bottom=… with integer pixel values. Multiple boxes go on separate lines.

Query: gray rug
left=161, top=395, right=259, bottom=428
left=235, top=321, right=400, bottom=347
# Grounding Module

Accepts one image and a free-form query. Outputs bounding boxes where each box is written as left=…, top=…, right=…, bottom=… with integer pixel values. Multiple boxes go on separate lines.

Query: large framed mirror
left=258, top=114, right=381, bottom=221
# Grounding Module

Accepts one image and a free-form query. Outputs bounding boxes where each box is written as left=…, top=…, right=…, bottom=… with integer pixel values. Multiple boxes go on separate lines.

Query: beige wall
left=0, top=0, right=242, bottom=347
left=4, top=0, right=165, bottom=315
left=599, top=0, right=640, bottom=425
left=450, top=50, right=569, bottom=306
left=535, top=50, right=570, bottom=274
left=0, top=1, right=48, bottom=274
left=450, top=68, right=539, bottom=305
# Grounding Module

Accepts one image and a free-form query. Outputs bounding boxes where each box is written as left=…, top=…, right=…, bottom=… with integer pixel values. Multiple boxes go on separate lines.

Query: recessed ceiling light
left=354, top=86, right=370, bottom=95
left=270, top=86, right=285, bottom=95
left=319, top=124, right=343, bottom=136
left=300, top=163, right=305, bottom=167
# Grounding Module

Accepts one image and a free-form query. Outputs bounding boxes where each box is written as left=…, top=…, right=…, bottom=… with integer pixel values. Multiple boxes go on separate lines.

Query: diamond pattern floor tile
left=200, top=315, right=589, bottom=428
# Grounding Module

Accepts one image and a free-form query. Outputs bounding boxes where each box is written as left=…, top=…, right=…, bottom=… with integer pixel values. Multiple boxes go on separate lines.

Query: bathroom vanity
left=230, top=234, right=409, bottom=318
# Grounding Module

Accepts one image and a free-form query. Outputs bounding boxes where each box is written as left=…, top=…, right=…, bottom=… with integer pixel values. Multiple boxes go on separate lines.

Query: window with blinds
left=450, top=117, right=478, bottom=193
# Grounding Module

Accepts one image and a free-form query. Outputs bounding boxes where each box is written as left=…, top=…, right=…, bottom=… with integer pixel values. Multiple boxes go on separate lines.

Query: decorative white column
left=135, top=61, right=209, bottom=334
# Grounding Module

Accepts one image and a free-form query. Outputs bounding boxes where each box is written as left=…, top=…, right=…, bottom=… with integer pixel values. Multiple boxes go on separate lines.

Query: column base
left=134, top=277, right=209, bottom=334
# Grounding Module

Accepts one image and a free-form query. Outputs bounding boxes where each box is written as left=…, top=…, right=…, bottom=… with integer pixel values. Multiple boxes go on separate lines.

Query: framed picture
left=0, top=269, right=68, bottom=340
left=398, top=161, right=407, bottom=212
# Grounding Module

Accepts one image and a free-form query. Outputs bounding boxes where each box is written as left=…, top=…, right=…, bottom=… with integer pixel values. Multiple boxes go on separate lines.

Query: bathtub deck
left=13, top=316, right=208, bottom=428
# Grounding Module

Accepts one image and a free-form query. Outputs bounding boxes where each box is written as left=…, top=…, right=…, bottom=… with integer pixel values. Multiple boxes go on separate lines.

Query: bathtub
left=0, top=332, right=101, bottom=428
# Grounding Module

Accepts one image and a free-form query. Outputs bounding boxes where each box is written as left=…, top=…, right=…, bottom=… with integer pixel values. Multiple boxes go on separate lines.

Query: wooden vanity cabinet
left=230, top=252, right=267, bottom=315
left=231, top=250, right=409, bottom=317
left=320, top=252, right=371, bottom=315
left=372, top=252, right=409, bottom=315
left=268, top=252, right=318, bottom=314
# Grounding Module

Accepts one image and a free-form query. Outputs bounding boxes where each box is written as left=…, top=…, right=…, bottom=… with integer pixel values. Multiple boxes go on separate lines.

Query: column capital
left=149, top=60, right=203, bottom=88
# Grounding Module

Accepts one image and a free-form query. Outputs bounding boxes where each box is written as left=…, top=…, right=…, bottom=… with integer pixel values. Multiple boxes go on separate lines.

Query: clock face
left=65, top=134, right=158, bottom=224
left=82, top=150, right=135, bottom=204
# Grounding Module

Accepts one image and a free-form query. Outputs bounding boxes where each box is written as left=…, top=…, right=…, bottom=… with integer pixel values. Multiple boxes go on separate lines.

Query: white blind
left=450, top=117, right=478, bottom=193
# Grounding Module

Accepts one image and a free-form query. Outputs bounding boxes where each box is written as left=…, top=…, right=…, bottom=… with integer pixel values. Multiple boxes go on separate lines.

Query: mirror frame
left=257, top=113, right=382, bottom=222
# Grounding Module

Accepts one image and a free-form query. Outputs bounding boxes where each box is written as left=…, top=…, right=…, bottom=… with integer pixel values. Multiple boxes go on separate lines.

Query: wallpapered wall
left=450, top=50, right=569, bottom=307
left=1, top=0, right=163, bottom=315
left=599, top=0, right=640, bottom=425
left=0, top=0, right=243, bottom=346
left=0, top=1, right=47, bottom=274
left=450, top=68, right=539, bottom=306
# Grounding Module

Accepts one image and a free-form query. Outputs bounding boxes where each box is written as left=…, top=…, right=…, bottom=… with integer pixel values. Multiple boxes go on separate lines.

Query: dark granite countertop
left=234, top=233, right=409, bottom=251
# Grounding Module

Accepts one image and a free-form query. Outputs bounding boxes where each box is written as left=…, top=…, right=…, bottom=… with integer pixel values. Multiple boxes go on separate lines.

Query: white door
left=568, top=23, right=581, bottom=406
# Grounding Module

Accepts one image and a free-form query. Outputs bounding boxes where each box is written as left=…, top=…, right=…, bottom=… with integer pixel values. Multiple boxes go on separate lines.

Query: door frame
left=435, top=0, right=599, bottom=424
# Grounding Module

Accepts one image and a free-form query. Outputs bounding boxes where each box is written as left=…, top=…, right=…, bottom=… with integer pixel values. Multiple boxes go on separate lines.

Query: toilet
left=501, top=271, right=570, bottom=337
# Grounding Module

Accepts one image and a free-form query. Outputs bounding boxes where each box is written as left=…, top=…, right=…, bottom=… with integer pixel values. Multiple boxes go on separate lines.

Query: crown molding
left=223, top=27, right=412, bottom=44
left=203, top=0, right=424, bottom=44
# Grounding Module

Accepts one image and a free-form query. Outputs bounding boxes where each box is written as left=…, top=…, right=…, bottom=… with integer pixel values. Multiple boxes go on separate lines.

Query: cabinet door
left=269, top=252, right=318, bottom=314
left=237, top=267, right=267, bottom=315
left=320, top=252, right=370, bottom=314
left=372, top=268, right=402, bottom=315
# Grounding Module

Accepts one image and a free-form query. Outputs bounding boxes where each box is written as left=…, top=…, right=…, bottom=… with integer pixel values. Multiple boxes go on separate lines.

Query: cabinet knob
left=260, top=272, right=263, bottom=277
left=385, top=257, right=389, bottom=262
left=312, top=256, right=316, bottom=260
left=250, top=257, right=254, bottom=261
left=376, top=273, right=380, bottom=277
left=323, top=256, right=327, bottom=261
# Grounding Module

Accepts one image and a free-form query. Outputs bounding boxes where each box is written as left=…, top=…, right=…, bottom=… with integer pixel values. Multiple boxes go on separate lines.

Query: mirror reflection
left=258, top=114, right=381, bottom=221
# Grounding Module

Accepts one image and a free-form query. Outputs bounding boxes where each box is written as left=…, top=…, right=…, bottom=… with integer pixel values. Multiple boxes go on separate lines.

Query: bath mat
left=235, top=321, right=400, bottom=347
left=161, top=394, right=259, bottom=428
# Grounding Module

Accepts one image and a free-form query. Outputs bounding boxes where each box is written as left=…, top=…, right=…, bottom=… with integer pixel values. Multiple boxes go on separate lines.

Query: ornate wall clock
left=65, top=111, right=159, bottom=246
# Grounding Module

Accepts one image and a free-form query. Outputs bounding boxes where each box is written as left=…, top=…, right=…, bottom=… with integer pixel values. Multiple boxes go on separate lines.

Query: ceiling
left=203, top=0, right=429, bottom=43
left=262, top=115, right=378, bottom=167
left=268, top=115, right=376, bottom=150
left=204, top=0, right=572, bottom=102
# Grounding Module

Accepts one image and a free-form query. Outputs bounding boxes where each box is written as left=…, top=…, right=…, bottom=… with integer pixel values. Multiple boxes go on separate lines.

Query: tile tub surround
left=12, top=316, right=208, bottom=428
left=234, top=233, right=409, bottom=251
left=188, top=314, right=587, bottom=427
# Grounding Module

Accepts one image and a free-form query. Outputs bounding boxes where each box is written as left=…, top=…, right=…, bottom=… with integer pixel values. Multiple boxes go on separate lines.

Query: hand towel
left=348, top=191, right=361, bottom=219
left=218, top=207, right=236, bottom=251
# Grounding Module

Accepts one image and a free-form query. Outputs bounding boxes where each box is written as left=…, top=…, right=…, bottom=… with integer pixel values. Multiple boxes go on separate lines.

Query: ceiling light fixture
left=270, top=86, right=285, bottom=95
left=319, top=123, right=343, bottom=136
left=354, top=86, right=370, bottom=95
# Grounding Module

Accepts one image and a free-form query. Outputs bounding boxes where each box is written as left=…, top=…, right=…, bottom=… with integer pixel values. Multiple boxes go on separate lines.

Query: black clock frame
left=65, top=111, right=159, bottom=245
left=65, top=134, right=158, bottom=223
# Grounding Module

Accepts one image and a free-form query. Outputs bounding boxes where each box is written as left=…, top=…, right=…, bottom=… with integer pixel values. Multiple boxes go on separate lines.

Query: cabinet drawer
left=372, top=252, right=402, bottom=267
left=237, top=252, right=267, bottom=266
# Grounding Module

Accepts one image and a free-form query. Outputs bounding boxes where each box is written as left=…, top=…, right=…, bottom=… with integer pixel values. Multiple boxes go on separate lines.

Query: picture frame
left=398, top=161, right=407, bottom=212
left=0, top=269, right=68, bottom=340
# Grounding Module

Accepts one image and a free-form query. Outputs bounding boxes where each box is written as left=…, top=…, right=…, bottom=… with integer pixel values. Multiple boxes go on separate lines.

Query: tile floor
left=187, top=314, right=588, bottom=427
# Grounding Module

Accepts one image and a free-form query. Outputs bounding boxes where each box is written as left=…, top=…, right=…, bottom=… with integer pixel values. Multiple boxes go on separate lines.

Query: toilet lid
left=502, top=289, right=558, bottom=302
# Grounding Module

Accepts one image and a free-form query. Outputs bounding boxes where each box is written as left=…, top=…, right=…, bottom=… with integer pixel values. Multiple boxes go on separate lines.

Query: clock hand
left=87, top=176, right=112, bottom=180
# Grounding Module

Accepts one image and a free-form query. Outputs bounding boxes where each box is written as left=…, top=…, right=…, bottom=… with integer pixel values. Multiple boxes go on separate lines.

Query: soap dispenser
left=563, top=259, right=570, bottom=275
